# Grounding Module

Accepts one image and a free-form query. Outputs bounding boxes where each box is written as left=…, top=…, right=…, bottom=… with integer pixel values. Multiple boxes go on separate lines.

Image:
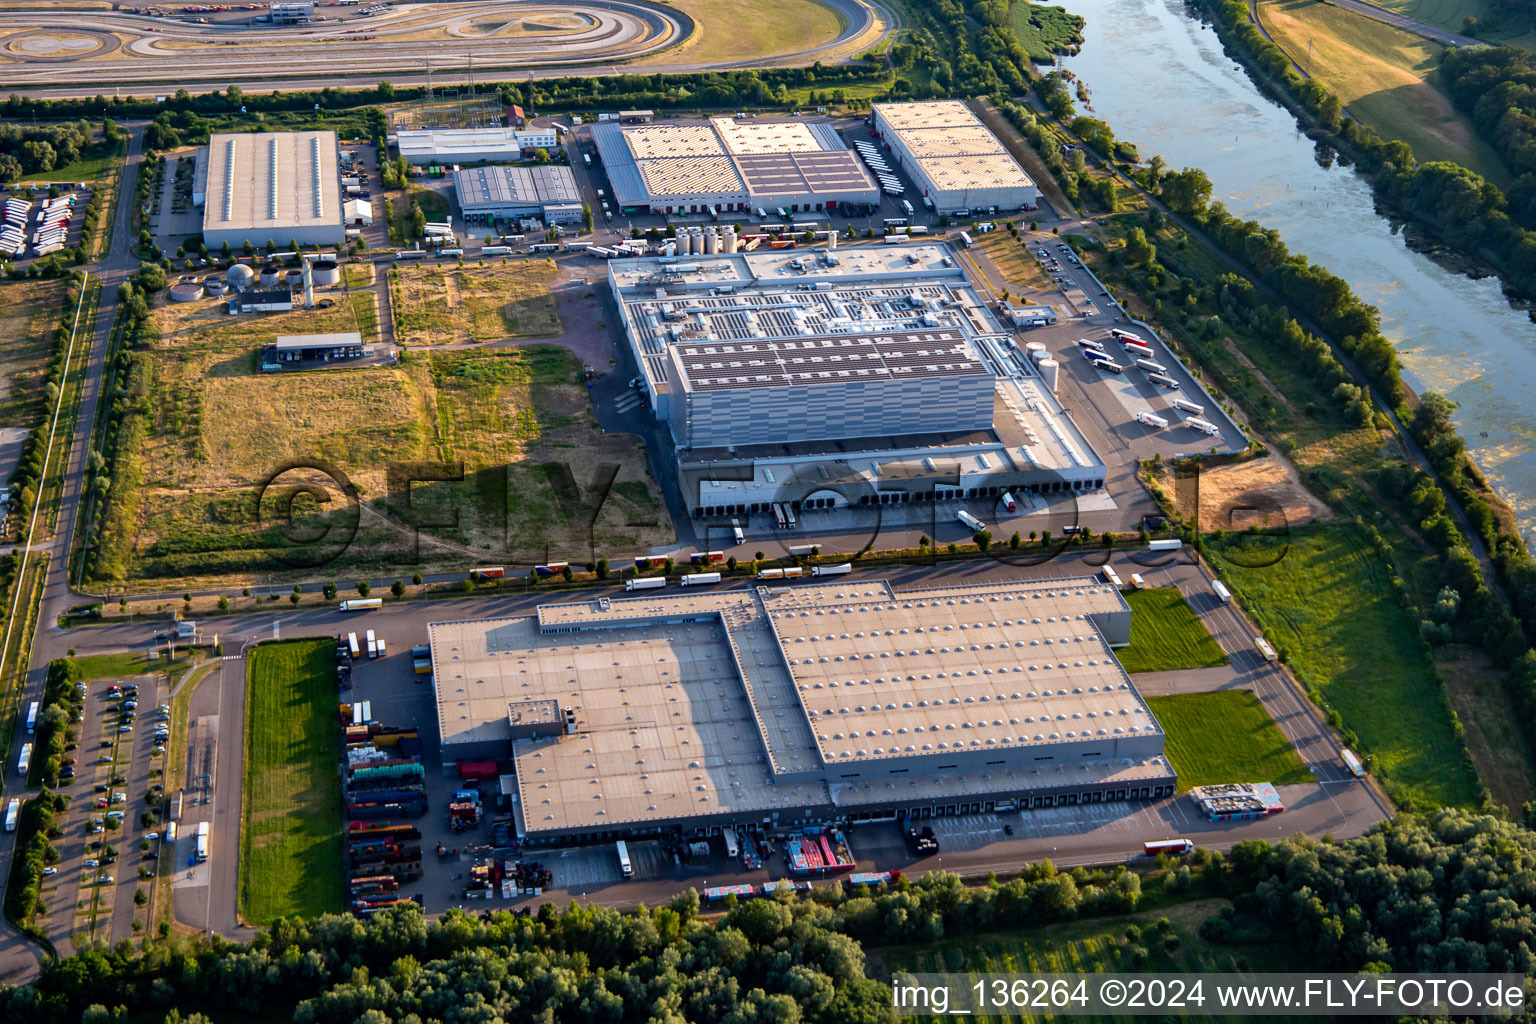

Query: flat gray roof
left=873, top=101, right=1034, bottom=194
left=671, top=329, right=990, bottom=393
left=453, top=165, right=581, bottom=209
left=273, top=331, right=361, bottom=350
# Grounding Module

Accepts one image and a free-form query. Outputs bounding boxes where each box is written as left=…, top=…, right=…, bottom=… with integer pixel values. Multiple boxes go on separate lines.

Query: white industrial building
left=609, top=244, right=1106, bottom=517
left=872, top=101, right=1038, bottom=214
left=428, top=575, right=1175, bottom=842
left=395, top=126, right=560, bottom=165
left=453, top=165, right=583, bottom=223
left=268, top=0, right=314, bottom=23
left=592, top=116, right=880, bottom=215
left=200, top=131, right=345, bottom=249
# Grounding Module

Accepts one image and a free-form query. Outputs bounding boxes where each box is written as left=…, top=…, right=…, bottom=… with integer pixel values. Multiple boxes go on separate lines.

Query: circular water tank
left=1025, top=341, right=1048, bottom=362
left=168, top=280, right=204, bottom=303
left=1038, top=358, right=1060, bottom=393
left=258, top=264, right=283, bottom=287
left=285, top=269, right=304, bottom=286
left=309, top=259, right=340, bottom=287
left=225, top=263, right=255, bottom=290
left=203, top=277, right=228, bottom=295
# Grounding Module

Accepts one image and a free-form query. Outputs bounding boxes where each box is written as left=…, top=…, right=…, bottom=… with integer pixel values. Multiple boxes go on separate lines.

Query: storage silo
left=1025, top=341, right=1048, bottom=362
left=826, top=230, right=838, bottom=250
left=168, top=278, right=204, bottom=303
left=226, top=263, right=255, bottom=292
left=1037, top=358, right=1059, bottom=392
left=723, top=226, right=738, bottom=254
left=258, top=264, right=283, bottom=287
left=702, top=230, right=718, bottom=255
left=309, top=259, right=340, bottom=286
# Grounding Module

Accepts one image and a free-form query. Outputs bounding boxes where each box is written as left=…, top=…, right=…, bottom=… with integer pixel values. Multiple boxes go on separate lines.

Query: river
left=1055, top=0, right=1536, bottom=543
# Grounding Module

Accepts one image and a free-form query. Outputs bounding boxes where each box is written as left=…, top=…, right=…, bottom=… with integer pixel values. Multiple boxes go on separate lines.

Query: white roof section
left=873, top=101, right=1034, bottom=193
left=273, top=332, right=361, bottom=350
left=202, top=131, right=341, bottom=238
left=453, top=165, right=581, bottom=209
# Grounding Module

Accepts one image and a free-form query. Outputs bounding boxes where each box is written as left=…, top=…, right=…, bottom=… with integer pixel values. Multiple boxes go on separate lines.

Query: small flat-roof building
left=201, top=131, right=344, bottom=249
left=453, top=165, right=581, bottom=222
left=428, top=575, right=1173, bottom=843
left=592, top=116, right=879, bottom=215
left=872, top=101, right=1038, bottom=214
left=230, top=288, right=292, bottom=314
left=262, top=332, right=363, bottom=369
left=268, top=0, right=314, bottom=23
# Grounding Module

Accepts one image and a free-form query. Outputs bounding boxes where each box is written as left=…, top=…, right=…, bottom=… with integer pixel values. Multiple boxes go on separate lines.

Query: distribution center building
left=453, top=165, right=583, bottom=223
left=871, top=101, right=1038, bottom=213
left=427, top=575, right=1174, bottom=843
left=608, top=244, right=1106, bottom=517
left=592, top=116, right=880, bottom=215
left=201, top=131, right=345, bottom=249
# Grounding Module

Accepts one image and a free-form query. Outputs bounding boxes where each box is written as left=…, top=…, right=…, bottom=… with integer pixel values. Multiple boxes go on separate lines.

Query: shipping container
left=689, top=551, right=725, bottom=565
left=1135, top=358, right=1168, bottom=373
left=681, top=572, right=721, bottom=586
left=1171, top=398, right=1205, bottom=416
left=616, top=840, right=633, bottom=877
left=470, top=567, right=505, bottom=580
left=366, top=630, right=378, bottom=660
left=1103, top=567, right=1123, bottom=587
left=1143, top=838, right=1193, bottom=857
left=1148, top=373, right=1179, bottom=389
left=957, top=510, right=986, bottom=531
left=1111, top=328, right=1148, bottom=345
left=811, top=563, right=852, bottom=576
left=1135, top=411, right=1168, bottom=429
left=1084, top=348, right=1112, bottom=363
left=347, top=633, right=361, bottom=659
left=625, top=577, right=666, bottom=591
left=1075, top=337, right=1106, bottom=351
left=1212, top=580, right=1232, bottom=603
left=1096, top=361, right=1126, bottom=374
left=533, top=562, right=568, bottom=577
left=1129, top=573, right=1146, bottom=589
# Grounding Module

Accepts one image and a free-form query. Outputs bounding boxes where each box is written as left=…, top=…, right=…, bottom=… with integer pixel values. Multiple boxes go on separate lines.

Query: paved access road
left=1325, top=0, right=1482, bottom=47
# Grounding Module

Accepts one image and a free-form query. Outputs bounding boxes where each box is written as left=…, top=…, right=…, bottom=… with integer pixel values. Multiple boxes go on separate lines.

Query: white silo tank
left=703, top=229, right=718, bottom=255
left=663, top=242, right=677, bottom=257
left=1038, top=358, right=1060, bottom=392
left=826, top=230, right=838, bottom=250
left=723, top=226, right=738, bottom=254
left=1025, top=341, right=1048, bottom=362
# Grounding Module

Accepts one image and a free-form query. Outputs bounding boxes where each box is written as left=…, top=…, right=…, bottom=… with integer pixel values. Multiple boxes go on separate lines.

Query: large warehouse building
left=872, top=101, right=1038, bottom=213
left=592, top=116, right=880, bottom=215
left=453, top=165, right=583, bottom=224
left=609, top=244, right=1106, bottom=517
left=200, top=131, right=345, bottom=249
left=427, top=575, right=1175, bottom=843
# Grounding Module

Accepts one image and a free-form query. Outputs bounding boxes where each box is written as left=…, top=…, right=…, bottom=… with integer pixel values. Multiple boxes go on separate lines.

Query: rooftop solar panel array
left=673, top=330, right=987, bottom=392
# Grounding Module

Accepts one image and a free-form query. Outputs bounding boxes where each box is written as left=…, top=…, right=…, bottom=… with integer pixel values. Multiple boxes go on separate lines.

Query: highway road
left=1323, top=0, right=1482, bottom=47
left=0, top=121, right=146, bottom=984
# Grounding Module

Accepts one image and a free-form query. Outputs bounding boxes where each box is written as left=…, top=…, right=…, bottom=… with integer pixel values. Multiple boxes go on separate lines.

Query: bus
left=1143, top=838, right=1193, bottom=857
left=616, top=840, right=633, bottom=877
left=195, top=821, right=209, bottom=863
left=339, top=598, right=382, bottom=612
left=25, top=701, right=38, bottom=734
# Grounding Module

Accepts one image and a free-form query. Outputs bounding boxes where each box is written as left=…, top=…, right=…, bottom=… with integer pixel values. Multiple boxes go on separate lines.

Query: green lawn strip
left=239, top=639, right=342, bottom=924
left=1119, top=587, right=1228, bottom=673
left=1207, top=522, right=1479, bottom=808
left=1147, top=690, right=1314, bottom=791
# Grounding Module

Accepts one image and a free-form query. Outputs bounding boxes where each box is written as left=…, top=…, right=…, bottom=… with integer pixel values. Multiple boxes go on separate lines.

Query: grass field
left=1207, top=522, right=1479, bottom=808
left=1147, top=691, right=1314, bottom=790
left=1118, top=588, right=1229, bottom=674
left=1257, top=0, right=1512, bottom=185
left=0, top=279, right=67, bottom=433
left=658, top=0, right=846, bottom=63
left=1006, top=0, right=1085, bottom=62
left=391, top=259, right=561, bottom=345
left=878, top=898, right=1305, bottom=1019
left=972, top=230, right=1054, bottom=295
left=94, top=289, right=671, bottom=587
left=239, top=639, right=342, bottom=925
left=42, top=141, right=125, bottom=187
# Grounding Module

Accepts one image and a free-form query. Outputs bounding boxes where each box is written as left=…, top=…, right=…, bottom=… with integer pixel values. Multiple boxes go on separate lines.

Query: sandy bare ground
left=1156, top=454, right=1331, bottom=531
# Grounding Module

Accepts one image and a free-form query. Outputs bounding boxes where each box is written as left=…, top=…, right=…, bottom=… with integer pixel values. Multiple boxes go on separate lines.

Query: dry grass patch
left=391, top=259, right=561, bottom=345
left=0, top=278, right=66, bottom=423
left=657, top=0, right=846, bottom=63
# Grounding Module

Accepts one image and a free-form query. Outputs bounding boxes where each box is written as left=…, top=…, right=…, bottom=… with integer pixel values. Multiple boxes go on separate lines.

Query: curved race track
left=0, top=0, right=893, bottom=92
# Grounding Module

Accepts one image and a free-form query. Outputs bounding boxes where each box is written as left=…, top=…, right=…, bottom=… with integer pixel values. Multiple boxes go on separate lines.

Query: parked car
left=41, top=867, right=56, bottom=876
left=83, top=858, right=98, bottom=868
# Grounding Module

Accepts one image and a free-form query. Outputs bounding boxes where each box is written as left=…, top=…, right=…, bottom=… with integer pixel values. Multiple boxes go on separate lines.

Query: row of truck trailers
left=1077, top=329, right=1221, bottom=437
left=343, top=704, right=427, bottom=916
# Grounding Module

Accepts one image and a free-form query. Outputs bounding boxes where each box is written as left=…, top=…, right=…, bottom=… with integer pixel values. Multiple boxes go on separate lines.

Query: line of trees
left=1440, top=47, right=1536, bottom=229
left=0, top=121, right=97, bottom=182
